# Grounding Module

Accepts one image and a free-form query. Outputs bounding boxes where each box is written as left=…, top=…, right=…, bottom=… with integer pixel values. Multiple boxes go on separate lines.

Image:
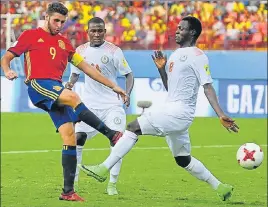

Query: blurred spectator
left=0, top=0, right=267, bottom=50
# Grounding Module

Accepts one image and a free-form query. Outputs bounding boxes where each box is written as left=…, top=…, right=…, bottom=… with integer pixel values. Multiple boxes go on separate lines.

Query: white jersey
left=71, top=41, right=132, bottom=109
left=165, top=46, right=213, bottom=120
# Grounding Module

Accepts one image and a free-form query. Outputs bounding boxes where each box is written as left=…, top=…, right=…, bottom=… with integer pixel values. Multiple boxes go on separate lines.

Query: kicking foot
left=59, top=190, right=84, bottom=202
left=107, top=182, right=118, bottom=195
left=110, top=131, right=123, bottom=146
left=216, top=183, right=234, bottom=201
left=78, top=164, right=108, bottom=182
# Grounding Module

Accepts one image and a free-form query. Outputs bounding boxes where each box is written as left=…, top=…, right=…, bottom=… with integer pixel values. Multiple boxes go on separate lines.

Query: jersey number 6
left=50, top=47, right=56, bottom=59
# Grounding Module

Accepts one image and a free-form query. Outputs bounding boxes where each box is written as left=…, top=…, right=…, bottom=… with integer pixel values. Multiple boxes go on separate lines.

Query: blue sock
left=74, top=103, right=116, bottom=141
left=62, top=145, right=76, bottom=193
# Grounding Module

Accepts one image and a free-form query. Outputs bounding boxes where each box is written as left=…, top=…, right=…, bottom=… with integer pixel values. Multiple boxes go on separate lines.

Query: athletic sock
left=109, top=146, right=122, bottom=183
left=74, top=103, right=117, bottom=140
left=62, top=145, right=77, bottom=193
left=185, top=156, right=221, bottom=190
left=103, top=130, right=138, bottom=170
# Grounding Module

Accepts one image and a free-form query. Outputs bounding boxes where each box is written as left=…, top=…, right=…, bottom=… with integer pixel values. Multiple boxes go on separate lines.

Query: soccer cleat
left=111, top=131, right=123, bottom=146
left=216, top=183, right=234, bottom=201
left=107, top=182, right=118, bottom=196
left=78, top=164, right=108, bottom=182
left=59, top=190, right=85, bottom=202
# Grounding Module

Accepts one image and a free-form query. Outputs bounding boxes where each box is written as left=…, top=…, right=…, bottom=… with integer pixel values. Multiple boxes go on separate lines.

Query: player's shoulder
left=103, top=41, right=120, bottom=54
left=76, top=42, right=91, bottom=54
left=190, top=47, right=208, bottom=61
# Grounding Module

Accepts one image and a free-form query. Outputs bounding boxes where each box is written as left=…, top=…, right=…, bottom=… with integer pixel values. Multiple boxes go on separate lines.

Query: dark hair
left=182, top=16, right=202, bottom=40
left=47, top=2, right=68, bottom=16
left=88, top=17, right=105, bottom=26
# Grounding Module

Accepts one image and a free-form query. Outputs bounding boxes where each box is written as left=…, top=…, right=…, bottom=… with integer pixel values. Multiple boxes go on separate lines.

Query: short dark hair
left=182, top=16, right=202, bottom=40
left=88, top=17, right=105, bottom=27
left=47, top=2, right=68, bottom=16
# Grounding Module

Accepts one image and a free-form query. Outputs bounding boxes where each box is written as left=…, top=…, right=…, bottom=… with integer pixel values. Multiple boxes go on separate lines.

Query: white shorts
left=137, top=105, right=192, bottom=157
left=75, top=106, right=126, bottom=140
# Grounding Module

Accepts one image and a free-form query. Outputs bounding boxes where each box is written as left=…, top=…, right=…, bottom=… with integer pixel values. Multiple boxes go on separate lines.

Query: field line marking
left=1, top=144, right=267, bottom=154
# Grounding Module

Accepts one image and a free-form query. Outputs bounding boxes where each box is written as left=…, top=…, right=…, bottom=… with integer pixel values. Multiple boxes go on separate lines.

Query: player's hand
left=220, top=116, right=239, bottom=133
left=124, top=94, right=130, bottom=107
left=5, top=69, right=18, bottom=80
left=151, top=50, right=167, bottom=70
left=65, top=82, right=74, bottom=90
left=112, top=85, right=128, bottom=104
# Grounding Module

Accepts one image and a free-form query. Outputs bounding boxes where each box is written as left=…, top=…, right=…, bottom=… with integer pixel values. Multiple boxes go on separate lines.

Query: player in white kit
left=79, top=16, right=239, bottom=201
left=66, top=17, right=134, bottom=195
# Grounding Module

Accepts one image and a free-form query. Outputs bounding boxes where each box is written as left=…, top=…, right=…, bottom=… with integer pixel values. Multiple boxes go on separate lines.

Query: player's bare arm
left=124, top=72, right=134, bottom=107
left=75, top=60, right=128, bottom=103
left=203, top=83, right=239, bottom=133
left=0, top=51, right=18, bottom=80
left=65, top=73, right=80, bottom=89
left=151, top=50, right=168, bottom=91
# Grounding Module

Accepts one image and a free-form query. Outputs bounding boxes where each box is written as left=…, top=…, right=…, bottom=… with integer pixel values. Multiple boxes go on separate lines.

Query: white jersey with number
left=164, top=46, right=213, bottom=120
left=70, top=41, right=132, bottom=109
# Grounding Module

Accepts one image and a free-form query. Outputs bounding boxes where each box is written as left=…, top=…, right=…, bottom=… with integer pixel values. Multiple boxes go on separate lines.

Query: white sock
left=75, top=145, right=83, bottom=182
left=103, top=130, right=138, bottom=170
left=109, top=146, right=122, bottom=183
left=185, top=156, right=221, bottom=190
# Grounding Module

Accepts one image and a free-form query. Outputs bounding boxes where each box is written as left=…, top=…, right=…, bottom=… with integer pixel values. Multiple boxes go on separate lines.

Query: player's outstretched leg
left=74, top=132, right=87, bottom=191
left=58, top=123, right=84, bottom=202
left=107, top=147, right=123, bottom=195
left=175, top=156, right=233, bottom=201
left=58, top=90, right=122, bottom=146
left=79, top=121, right=140, bottom=182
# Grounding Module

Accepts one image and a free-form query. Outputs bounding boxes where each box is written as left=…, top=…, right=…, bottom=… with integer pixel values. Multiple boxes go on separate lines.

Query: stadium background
left=0, top=1, right=267, bottom=207
left=1, top=0, right=267, bottom=117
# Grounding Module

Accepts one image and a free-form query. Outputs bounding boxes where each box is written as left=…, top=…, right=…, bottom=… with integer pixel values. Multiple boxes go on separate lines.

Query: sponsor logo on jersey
left=37, top=38, right=44, bottom=43
left=58, top=40, right=65, bottom=50
left=180, top=55, right=187, bottom=62
left=53, top=86, right=62, bottom=91
left=114, top=117, right=121, bottom=125
left=101, top=55, right=109, bottom=64
left=204, top=64, right=210, bottom=75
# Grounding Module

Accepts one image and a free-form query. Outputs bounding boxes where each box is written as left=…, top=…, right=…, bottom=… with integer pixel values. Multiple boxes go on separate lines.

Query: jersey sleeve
left=113, top=48, right=132, bottom=75
left=69, top=45, right=86, bottom=75
left=8, top=30, right=31, bottom=56
left=193, top=54, right=213, bottom=86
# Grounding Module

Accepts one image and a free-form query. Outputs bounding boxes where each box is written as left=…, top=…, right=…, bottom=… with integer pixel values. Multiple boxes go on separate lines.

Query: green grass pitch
left=1, top=113, right=267, bottom=207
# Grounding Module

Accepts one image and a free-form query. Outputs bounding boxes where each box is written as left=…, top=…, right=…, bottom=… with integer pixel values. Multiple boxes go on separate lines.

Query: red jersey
left=8, top=28, right=76, bottom=82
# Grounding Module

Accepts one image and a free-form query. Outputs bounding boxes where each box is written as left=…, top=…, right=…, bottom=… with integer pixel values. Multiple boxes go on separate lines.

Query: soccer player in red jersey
left=1, top=2, right=126, bottom=202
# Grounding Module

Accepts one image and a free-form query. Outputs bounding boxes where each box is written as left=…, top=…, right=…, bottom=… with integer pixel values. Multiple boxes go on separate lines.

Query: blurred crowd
left=1, top=1, right=267, bottom=50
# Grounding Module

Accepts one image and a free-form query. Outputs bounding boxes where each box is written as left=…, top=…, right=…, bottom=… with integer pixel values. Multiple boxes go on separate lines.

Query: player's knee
left=126, top=120, right=141, bottom=135
left=59, top=89, right=81, bottom=108
left=174, top=155, right=191, bottom=168
left=76, top=132, right=87, bottom=146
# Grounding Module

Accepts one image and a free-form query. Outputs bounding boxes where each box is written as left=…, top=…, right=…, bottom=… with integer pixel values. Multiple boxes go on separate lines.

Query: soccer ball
left=236, top=143, right=264, bottom=170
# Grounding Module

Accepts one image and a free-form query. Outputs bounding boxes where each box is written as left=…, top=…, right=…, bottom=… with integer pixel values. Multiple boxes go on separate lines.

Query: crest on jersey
left=180, top=55, right=187, bottom=62
left=114, top=117, right=121, bottom=125
left=58, top=40, right=65, bottom=50
left=53, top=86, right=62, bottom=91
left=101, top=55, right=109, bottom=64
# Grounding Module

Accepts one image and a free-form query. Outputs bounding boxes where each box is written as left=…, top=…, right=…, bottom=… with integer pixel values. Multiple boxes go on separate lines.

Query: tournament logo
left=58, top=40, right=65, bottom=50
left=101, top=55, right=109, bottom=64
left=122, top=59, right=128, bottom=67
left=204, top=64, right=210, bottom=75
left=114, top=117, right=121, bottom=125
left=180, top=55, right=187, bottom=62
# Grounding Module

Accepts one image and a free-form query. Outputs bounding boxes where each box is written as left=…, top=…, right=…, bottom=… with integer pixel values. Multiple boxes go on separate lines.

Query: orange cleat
left=59, top=190, right=85, bottom=202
